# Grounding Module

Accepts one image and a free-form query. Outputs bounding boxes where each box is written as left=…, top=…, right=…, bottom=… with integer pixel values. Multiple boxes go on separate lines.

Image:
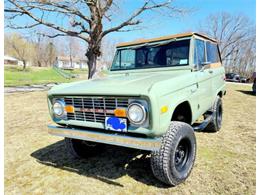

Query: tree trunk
left=22, top=60, right=26, bottom=70
left=69, top=54, right=73, bottom=69
left=86, top=42, right=101, bottom=79
left=37, top=61, right=42, bottom=67
left=86, top=50, right=97, bottom=79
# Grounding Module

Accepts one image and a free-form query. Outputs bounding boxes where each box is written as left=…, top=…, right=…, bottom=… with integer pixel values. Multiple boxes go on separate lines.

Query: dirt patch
left=4, top=83, right=255, bottom=194
left=4, top=83, right=57, bottom=93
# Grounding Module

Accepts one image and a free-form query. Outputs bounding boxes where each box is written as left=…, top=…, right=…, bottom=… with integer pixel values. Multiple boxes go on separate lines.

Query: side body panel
left=209, top=65, right=225, bottom=104
left=148, top=72, right=199, bottom=136
left=194, top=69, right=213, bottom=114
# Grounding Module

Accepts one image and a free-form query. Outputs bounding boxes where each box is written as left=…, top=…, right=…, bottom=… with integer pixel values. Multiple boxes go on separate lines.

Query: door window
left=194, top=39, right=206, bottom=69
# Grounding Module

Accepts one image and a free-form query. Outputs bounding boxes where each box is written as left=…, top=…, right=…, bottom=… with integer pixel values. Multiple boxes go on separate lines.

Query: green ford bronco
left=47, top=32, right=226, bottom=186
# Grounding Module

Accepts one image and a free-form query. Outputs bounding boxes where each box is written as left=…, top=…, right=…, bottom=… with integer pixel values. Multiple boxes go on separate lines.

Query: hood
left=48, top=70, right=190, bottom=96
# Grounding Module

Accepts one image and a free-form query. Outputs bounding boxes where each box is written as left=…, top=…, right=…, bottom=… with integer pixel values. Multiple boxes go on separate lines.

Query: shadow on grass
left=236, top=90, right=255, bottom=96
left=31, top=140, right=168, bottom=188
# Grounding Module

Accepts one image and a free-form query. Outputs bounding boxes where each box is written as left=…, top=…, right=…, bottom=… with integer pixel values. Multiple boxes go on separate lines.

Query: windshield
left=111, top=39, right=190, bottom=71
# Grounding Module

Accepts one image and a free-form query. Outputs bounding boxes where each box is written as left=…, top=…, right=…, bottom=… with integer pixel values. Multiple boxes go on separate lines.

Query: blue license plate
left=105, top=117, right=127, bottom=132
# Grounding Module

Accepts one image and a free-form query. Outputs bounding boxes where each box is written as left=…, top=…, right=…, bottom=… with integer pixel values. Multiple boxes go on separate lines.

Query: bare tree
left=30, top=31, right=57, bottom=67
left=233, top=36, right=256, bottom=77
left=199, top=12, right=255, bottom=74
left=34, top=33, right=44, bottom=67
left=44, top=42, right=57, bottom=67
left=66, top=36, right=81, bottom=68
left=4, top=33, right=34, bottom=70
left=5, top=0, right=185, bottom=78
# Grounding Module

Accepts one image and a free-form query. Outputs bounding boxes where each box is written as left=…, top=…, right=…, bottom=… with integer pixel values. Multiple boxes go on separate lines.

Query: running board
left=193, top=115, right=213, bottom=131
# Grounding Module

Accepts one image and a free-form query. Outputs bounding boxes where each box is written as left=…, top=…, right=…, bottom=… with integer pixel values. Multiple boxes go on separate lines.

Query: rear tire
left=65, top=138, right=104, bottom=158
left=205, top=96, right=223, bottom=132
left=151, top=121, right=196, bottom=186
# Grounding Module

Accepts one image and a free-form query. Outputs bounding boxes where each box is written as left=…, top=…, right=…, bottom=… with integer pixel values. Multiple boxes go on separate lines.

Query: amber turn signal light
left=160, top=105, right=168, bottom=114
left=65, top=105, right=75, bottom=113
left=114, top=108, right=127, bottom=117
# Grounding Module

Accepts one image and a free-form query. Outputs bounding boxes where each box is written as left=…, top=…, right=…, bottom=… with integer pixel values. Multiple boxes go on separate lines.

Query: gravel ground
left=4, top=83, right=255, bottom=194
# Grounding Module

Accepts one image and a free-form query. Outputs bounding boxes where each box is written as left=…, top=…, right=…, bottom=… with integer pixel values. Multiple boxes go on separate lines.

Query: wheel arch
left=171, top=101, right=193, bottom=125
left=215, top=84, right=226, bottom=98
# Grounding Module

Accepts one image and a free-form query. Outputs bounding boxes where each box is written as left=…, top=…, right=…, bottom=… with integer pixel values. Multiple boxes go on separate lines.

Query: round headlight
left=127, top=103, right=146, bottom=124
left=53, top=100, right=64, bottom=116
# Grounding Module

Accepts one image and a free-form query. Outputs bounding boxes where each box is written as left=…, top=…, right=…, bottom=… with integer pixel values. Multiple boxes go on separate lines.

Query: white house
left=4, top=55, right=24, bottom=66
left=55, top=56, right=88, bottom=69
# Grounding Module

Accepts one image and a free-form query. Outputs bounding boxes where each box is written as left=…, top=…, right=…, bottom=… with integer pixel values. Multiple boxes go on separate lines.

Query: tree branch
left=6, top=0, right=90, bottom=42
left=101, top=0, right=173, bottom=38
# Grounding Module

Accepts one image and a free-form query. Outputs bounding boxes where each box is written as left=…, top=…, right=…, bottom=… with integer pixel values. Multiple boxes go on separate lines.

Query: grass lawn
left=4, top=66, right=88, bottom=87
left=4, top=83, right=255, bottom=194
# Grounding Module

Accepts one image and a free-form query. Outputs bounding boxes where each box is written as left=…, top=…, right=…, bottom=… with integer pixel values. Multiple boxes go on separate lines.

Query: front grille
left=64, top=97, right=129, bottom=123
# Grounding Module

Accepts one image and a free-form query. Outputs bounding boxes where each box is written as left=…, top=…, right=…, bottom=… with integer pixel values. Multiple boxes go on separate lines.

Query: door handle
left=209, top=70, right=213, bottom=74
left=191, top=83, right=198, bottom=93
left=191, top=88, right=197, bottom=93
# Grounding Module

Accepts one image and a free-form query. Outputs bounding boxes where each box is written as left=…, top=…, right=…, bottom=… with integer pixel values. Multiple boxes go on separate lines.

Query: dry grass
left=4, top=83, right=255, bottom=194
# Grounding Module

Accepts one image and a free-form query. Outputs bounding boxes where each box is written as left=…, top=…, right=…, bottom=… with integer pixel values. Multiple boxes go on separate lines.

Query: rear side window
left=206, top=42, right=220, bottom=63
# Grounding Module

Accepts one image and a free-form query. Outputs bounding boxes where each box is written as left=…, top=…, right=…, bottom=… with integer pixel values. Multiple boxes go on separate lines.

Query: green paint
left=48, top=34, right=226, bottom=137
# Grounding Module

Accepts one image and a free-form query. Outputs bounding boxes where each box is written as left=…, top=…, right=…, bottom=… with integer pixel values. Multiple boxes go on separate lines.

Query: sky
left=5, top=0, right=256, bottom=43
left=109, top=0, right=256, bottom=42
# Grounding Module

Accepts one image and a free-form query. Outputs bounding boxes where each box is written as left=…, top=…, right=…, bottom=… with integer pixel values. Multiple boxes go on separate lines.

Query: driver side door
left=194, top=39, right=213, bottom=114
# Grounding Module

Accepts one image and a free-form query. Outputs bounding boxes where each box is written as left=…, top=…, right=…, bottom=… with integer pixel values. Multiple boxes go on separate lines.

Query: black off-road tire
left=205, top=96, right=223, bottom=132
left=65, top=138, right=104, bottom=158
left=151, top=121, right=196, bottom=186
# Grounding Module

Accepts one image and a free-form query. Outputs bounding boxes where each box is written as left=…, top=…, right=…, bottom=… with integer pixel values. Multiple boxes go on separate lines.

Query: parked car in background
left=240, top=77, right=249, bottom=83
left=225, top=73, right=240, bottom=82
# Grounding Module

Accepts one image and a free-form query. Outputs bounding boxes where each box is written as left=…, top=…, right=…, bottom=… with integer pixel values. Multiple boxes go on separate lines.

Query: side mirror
left=193, top=62, right=212, bottom=71
left=201, top=61, right=211, bottom=66
left=200, top=61, right=211, bottom=72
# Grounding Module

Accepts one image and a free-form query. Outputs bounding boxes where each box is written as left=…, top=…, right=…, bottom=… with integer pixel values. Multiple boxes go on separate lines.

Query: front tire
left=65, top=138, right=104, bottom=158
left=151, top=121, right=196, bottom=186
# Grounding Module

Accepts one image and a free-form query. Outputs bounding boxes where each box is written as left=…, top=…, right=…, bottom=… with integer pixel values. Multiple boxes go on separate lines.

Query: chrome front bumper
left=48, top=125, right=161, bottom=151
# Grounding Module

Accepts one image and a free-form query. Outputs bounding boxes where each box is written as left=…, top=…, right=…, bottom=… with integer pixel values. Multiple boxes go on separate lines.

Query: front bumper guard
left=48, top=125, right=161, bottom=151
